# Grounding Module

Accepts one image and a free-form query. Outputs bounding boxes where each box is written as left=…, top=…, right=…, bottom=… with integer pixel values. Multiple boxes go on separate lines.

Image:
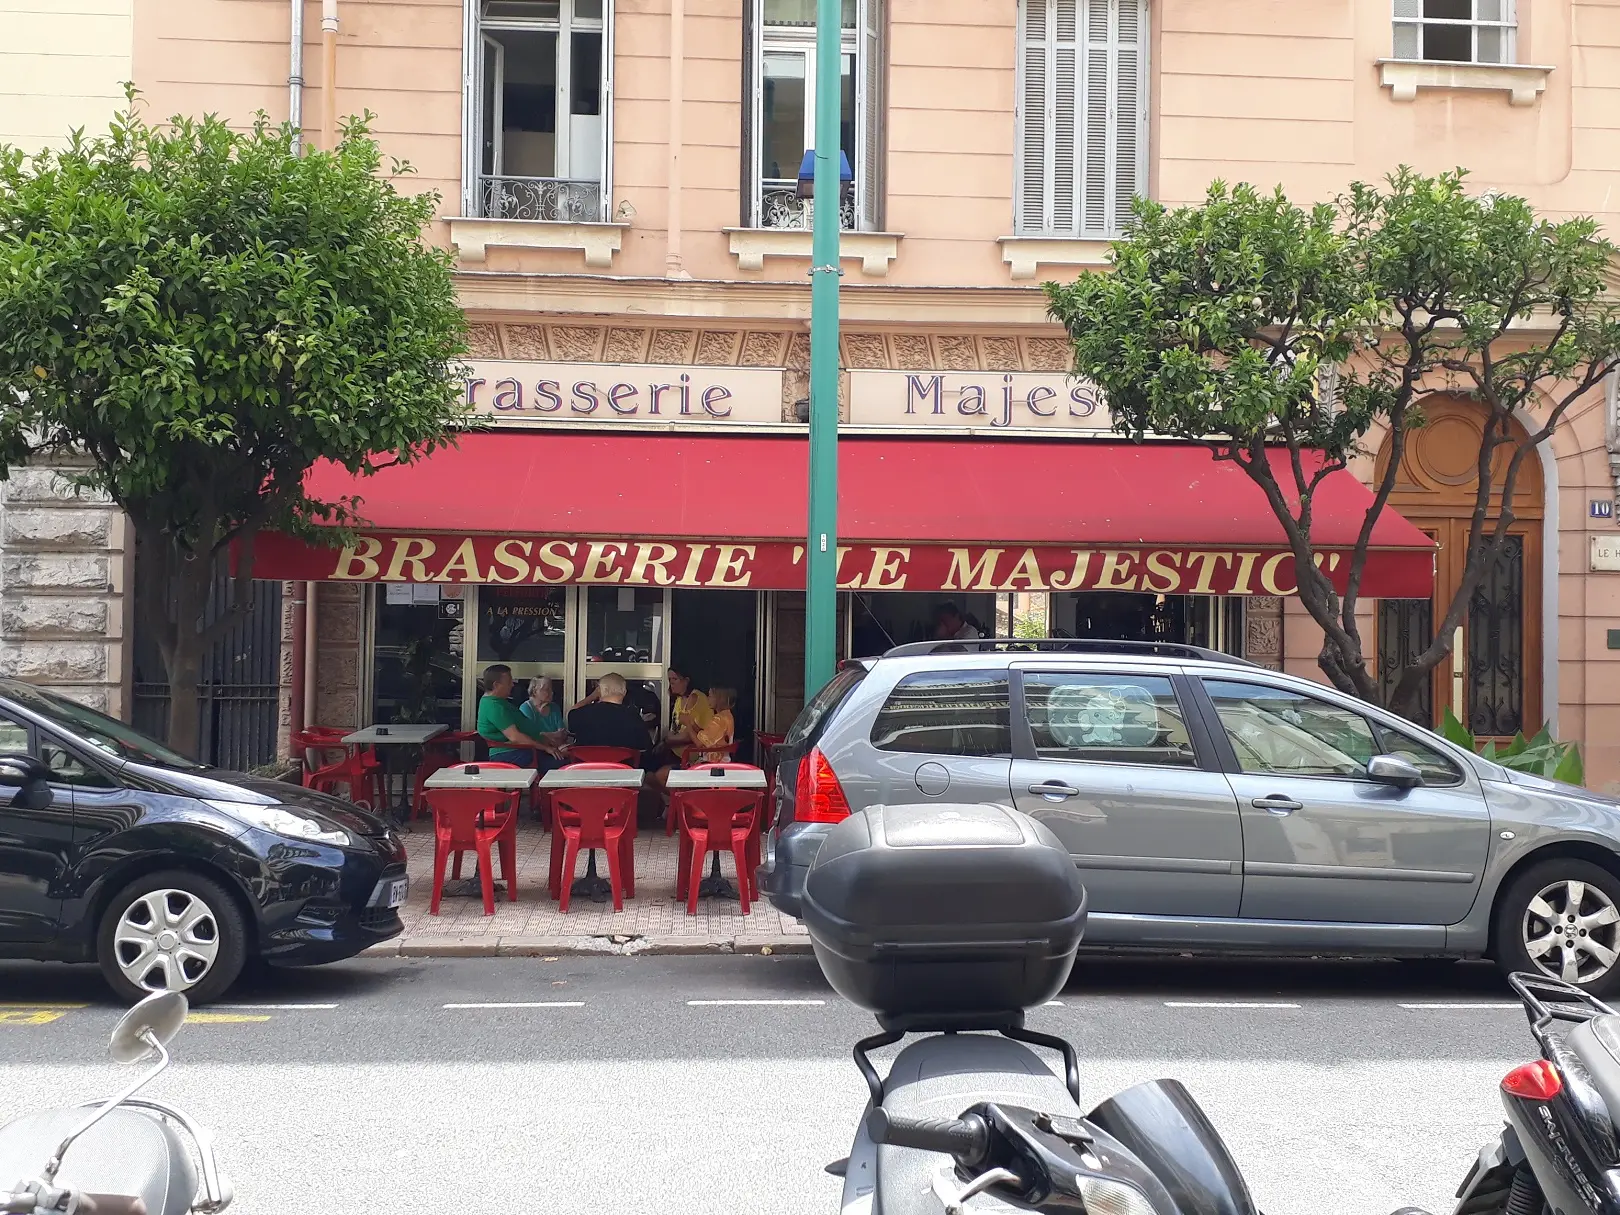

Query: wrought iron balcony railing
left=478, top=175, right=605, bottom=223
left=759, top=179, right=858, bottom=231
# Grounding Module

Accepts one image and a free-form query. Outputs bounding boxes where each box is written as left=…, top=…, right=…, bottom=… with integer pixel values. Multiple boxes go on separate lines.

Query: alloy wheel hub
left=1523, top=879, right=1620, bottom=986
left=114, top=888, right=221, bottom=992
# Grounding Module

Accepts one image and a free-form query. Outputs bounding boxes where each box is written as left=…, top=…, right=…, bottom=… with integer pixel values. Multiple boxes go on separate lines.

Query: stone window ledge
left=447, top=216, right=628, bottom=268
left=724, top=228, right=902, bottom=277
left=1376, top=59, right=1553, bottom=106
left=998, top=236, right=1112, bottom=282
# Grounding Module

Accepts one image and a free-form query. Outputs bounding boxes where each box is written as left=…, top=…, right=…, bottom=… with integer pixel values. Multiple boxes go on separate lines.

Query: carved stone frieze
left=505, top=325, right=548, bottom=360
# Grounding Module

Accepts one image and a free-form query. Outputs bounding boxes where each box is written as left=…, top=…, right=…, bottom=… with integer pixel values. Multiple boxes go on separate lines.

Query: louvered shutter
left=1017, top=0, right=1147, bottom=237
left=856, top=0, right=884, bottom=230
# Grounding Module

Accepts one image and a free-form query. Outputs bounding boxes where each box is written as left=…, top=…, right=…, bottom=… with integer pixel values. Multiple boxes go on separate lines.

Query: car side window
left=1375, top=726, right=1465, bottom=787
left=1022, top=673, right=1197, bottom=768
left=38, top=734, right=116, bottom=789
left=0, top=716, right=29, bottom=755
left=1203, top=680, right=1377, bottom=779
left=869, top=672, right=1011, bottom=758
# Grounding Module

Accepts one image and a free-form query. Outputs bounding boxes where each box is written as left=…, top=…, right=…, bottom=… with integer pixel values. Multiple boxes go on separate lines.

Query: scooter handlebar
left=79, top=1194, right=148, bottom=1215
left=866, top=1108, right=989, bottom=1161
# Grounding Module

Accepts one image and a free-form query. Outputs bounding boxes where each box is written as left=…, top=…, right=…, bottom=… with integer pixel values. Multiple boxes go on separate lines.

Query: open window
left=463, top=0, right=613, bottom=222
left=1392, top=0, right=1516, bottom=64
left=743, top=0, right=884, bottom=231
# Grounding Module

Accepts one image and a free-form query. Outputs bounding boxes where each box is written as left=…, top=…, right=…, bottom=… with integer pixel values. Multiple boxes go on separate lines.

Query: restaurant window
left=463, top=0, right=612, bottom=222
left=476, top=586, right=567, bottom=665
left=372, top=586, right=467, bottom=730
left=743, top=0, right=885, bottom=231
left=1392, top=0, right=1515, bottom=64
left=870, top=672, right=1011, bottom=758
left=1016, top=0, right=1148, bottom=239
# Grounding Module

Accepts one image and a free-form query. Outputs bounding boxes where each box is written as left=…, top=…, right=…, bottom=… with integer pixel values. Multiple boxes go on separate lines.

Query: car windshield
left=785, top=665, right=866, bottom=748
left=3, top=682, right=206, bottom=770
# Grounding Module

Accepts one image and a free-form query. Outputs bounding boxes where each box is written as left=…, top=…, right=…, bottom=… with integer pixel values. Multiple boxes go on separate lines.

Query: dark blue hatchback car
left=0, top=678, right=405, bottom=1003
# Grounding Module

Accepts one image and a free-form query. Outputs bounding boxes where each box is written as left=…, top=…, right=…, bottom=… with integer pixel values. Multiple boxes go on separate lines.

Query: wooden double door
left=1375, top=398, right=1544, bottom=739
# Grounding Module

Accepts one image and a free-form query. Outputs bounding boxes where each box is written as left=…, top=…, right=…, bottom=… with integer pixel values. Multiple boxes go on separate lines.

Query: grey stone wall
left=0, top=463, right=130, bottom=714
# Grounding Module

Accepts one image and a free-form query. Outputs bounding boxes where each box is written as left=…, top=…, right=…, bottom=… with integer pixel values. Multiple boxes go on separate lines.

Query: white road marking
left=686, top=999, right=826, bottom=1007
left=1398, top=1002, right=1521, bottom=1010
left=442, top=1001, right=586, bottom=1009
left=1163, top=1001, right=1301, bottom=1009
left=216, top=1003, right=338, bottom=1011
left=1044, top=1000, right=1065, bottom=1007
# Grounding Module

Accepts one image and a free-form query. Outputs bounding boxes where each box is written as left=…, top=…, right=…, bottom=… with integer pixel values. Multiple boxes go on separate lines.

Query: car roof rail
left=877, top=638, right=1259, bottom=666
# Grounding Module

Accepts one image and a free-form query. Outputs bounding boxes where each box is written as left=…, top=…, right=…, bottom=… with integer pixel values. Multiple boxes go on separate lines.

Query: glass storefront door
left=463, top=585, right=672, bottom=730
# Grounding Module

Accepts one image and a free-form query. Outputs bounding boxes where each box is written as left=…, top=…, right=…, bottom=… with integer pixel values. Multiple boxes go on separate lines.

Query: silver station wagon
left=756, top=640, right=1620, bottom=995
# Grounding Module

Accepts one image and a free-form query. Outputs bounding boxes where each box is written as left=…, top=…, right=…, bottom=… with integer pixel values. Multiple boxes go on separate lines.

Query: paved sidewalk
left=367, top=820, right=812, bottom=958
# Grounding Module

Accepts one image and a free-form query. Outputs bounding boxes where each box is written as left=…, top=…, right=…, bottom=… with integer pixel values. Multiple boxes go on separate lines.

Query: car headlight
left=208, top=801, right=355, bottom=847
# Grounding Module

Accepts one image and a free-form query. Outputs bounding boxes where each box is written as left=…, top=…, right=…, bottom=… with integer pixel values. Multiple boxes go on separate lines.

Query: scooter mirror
left=108, top=991, right=189, bottom=1064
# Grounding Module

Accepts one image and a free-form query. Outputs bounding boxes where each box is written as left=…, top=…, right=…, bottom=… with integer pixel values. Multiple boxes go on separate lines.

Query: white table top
left=538, top=767, right=645, bottom=789
left=666, top=767, right=767, bottom=790
left=424, top=766, right=538, bottom=790
left=344, top=724, right=447, bottom=745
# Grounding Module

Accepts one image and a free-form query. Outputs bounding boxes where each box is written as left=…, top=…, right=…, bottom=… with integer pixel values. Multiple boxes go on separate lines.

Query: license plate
left=373, top=877, right=407, bottom=908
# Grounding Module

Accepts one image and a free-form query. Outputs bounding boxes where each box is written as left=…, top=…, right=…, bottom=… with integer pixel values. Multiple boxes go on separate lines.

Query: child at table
left=690, top=687, right=737, bottom=766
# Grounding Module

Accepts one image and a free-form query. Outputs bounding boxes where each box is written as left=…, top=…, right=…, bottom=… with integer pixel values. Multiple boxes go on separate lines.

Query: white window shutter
left=857, top=0, right=883, bottom=231
left=1017, top=0, right=1146, bottom=237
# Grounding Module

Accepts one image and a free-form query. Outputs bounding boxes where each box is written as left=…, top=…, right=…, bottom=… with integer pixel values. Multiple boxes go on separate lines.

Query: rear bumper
left=756, top=821, right=831, bottom=919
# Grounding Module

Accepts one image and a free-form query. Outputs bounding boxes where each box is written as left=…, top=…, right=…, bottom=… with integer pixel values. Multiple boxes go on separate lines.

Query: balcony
left=448, top=175, right=625, bottom=270
left=758, top=179, right=856, bottom=231
left=479, top=175, right=605, bottom=223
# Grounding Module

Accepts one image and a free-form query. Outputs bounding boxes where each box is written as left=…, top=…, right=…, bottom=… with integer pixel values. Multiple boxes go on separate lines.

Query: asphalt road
left=0, top=954, right=1536, bottom=1215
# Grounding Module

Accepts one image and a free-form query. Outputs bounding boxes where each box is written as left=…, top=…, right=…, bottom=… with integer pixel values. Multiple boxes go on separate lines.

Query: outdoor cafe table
left=666, top=766, right=768, bottom=901
left=539, top=766, right=645, bottom=901
left=422, top=764, right=537, bottom=898
left=342, top=724, right=448, bottom=822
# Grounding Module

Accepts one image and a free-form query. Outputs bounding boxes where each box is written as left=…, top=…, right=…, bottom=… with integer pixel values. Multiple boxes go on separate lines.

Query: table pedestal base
left=694, top=853, right=738, bottom=901
left=569, top=851, right=614, bottom=902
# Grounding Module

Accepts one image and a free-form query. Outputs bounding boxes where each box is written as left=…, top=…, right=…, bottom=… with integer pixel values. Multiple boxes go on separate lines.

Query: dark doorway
left=671, top=590, right=759, bottom=764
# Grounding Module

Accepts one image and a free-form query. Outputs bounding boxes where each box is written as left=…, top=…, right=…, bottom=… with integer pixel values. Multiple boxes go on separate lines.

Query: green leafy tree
left=1046, top=169, right=1620, bottom=722
left=0, top=95, right=469, bottom=756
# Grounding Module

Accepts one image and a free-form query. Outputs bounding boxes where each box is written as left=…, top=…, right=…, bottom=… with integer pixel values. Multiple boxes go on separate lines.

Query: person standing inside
left=932, top=602, right=985, bottom=642
left=477, top=665, right=564, bottom=767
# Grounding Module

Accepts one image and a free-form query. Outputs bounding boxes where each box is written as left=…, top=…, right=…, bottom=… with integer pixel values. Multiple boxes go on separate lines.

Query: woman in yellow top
left=667, top=667, right=711, bottom=744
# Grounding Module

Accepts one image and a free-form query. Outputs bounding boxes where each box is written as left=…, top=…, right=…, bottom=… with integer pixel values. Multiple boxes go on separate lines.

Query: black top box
left=801, top=804, right=1087, bottom=1026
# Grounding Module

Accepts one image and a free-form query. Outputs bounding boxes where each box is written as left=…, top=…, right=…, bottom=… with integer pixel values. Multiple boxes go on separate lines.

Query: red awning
left=250, top=432, right=1435, bottom=597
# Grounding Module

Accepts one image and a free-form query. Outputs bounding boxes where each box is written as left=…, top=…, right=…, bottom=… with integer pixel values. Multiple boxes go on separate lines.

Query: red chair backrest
left=568, top=746, right=640, bottom=765
left=562, top=761, right=633, bottom=770
left=551, top=787, right=636, bottom=845
left=454, top=761, right=518, bottom=770
left=677, top=788, right=764, bottom=836
left=425, top=787, right=515, bottom=846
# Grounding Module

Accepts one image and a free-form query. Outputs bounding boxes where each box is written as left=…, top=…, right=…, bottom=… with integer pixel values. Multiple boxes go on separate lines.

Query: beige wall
left=0, top=0, right=132, bottom=155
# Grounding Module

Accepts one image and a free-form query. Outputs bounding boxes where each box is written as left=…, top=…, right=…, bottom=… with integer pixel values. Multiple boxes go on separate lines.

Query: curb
left=362, top=936, right=815, bottom=960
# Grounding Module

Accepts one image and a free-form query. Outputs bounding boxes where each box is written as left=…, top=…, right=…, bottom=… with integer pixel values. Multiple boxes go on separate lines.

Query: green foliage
left=1045, top=170, right=1620, bottom=710
left=1440, top=707, right=1586, bottom=786
left=0, top=91, right=469, bottom=751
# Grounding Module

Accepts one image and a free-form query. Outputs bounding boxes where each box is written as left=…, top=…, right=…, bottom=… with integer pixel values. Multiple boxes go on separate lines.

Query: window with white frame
left=1016, top=0, right=1148, bottom=239
left=462, top=0, right=613, bottom=223
left=743, top=0, right=884, bottom=231
left=1392, top=0, right=1515, bottom=64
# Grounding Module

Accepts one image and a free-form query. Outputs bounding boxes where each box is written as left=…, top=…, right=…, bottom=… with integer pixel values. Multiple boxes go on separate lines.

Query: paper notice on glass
left=385, top=584, right=412, bottom=605
left=413, top=584, right=442, bottom=605
left=617, top=587, right=635, bottom=613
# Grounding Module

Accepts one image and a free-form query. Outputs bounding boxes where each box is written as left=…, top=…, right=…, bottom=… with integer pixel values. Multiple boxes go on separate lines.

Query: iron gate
left=131, top=553, right=282, bottom=772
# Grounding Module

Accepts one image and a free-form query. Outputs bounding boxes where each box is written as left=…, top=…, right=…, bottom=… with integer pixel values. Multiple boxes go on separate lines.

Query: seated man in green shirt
left=477, top=664, right=566, bottom=768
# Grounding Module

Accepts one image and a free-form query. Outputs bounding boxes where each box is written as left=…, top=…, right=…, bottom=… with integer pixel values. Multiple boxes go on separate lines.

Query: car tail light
left=1502, top=1060, right=1562, bottom=1101
left=795, top=747, right=852, bottom=823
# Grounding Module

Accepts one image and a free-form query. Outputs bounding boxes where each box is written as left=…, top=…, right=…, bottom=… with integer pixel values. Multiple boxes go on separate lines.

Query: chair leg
left=430, top=841, right=450, bottom=916
left=619, top=830, right=635, bottom=899
left=476, top=840, right=496, bottom=915
left=558, top=834, right=581, bottom=914
left=452, top=851, right=464, bottom=882
left=732, top=840, right=752, bottom=915
left=686, top=835, right=708, bottom=916
left=602, top=830, right=625, bottom=912
left=548, top=828, right=565, bottom=900
left=500, top=826, right=518, bottom=902
left=676, top=830, right=691, bottom=900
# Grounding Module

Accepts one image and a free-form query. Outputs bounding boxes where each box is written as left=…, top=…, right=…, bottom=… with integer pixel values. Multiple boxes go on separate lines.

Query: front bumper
left=237, top=827, right=409, bottom=965
left=755, top=821, right=831, bottom=919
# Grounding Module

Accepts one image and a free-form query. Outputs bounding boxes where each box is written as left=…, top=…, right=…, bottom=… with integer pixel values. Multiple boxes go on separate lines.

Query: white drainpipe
left=289, top=0, right=305, bottom=153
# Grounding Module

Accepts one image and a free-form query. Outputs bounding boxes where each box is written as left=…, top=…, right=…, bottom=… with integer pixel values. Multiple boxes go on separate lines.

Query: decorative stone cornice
left=997, top=236, right=1112, bottom=281
left=1376, top=58, right=1553, bottom=106
left=723, top=228, right=903, bottom=277
left=445, top=217, right=629, bottom=269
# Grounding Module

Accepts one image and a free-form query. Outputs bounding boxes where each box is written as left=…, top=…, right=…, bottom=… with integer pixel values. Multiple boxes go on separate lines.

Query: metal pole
left=288, top=0, right=304, bottom=154
left=804, top=0, right=841, bottom=696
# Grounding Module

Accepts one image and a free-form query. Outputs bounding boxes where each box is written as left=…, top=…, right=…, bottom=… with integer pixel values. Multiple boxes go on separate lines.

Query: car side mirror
left=0, top=752, right=53, bottom=809
left=1367, top=754, right=1424, bottom=790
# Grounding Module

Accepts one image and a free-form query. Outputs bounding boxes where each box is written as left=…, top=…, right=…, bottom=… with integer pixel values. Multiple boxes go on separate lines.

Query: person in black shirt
left=566, top=672, right=651, bottom=758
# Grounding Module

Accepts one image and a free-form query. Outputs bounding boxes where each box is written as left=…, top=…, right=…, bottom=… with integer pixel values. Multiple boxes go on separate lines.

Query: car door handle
left=1029, top=782, right=1081, bottom=798
left=1251, top=795, right=1303, bottom=815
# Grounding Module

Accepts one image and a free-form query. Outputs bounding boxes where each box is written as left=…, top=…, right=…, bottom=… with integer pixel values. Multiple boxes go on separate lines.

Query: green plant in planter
left=1440, top=707, right=1586, bottom=787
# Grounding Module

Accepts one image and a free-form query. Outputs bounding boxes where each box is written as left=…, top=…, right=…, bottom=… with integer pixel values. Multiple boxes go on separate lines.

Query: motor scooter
left=1449, top=972, right=1620, bottom=1215
left=0, top=991, right=233, bottom=1215
left=801, top=802, right=1267, bottom=1215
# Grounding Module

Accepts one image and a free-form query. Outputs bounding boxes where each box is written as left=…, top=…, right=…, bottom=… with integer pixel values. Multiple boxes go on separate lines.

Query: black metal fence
left=132, top=555, right=283, bottom=772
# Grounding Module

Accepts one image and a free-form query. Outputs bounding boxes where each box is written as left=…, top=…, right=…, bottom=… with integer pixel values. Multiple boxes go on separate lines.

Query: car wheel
left=1495, top=859, right=1620, bottom=997
left=96, top=871, right=248, bottom=1006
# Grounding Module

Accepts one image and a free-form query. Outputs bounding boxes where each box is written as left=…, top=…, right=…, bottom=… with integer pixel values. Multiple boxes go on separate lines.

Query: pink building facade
left=123, top=0, right=1620, bottom=786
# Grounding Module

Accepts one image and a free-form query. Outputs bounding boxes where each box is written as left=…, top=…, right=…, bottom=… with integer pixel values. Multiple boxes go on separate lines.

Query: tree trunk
left=162, top=546, right=215, bottom=760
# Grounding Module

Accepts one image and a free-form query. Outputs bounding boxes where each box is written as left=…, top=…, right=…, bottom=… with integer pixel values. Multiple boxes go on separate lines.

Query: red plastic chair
left=549, top=783, right=637, bottom=912
left=411, top=731, right=480, bottom=820
left=304, top=741, right=384, bottom=810
left=674, top=786, right=766, bottom=915
left=567, top=746, right=641, bottom=765
left=755, top=731, right=787, bottom=806
left=425, top=780, right=519, bottom=916
left=547, top=762, right=638, bottom=902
